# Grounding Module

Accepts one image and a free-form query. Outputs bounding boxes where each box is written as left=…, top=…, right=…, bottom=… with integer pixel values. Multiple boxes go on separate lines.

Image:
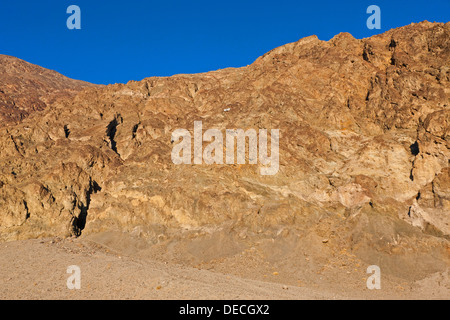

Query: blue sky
left=0, top=0, right=448, bottom=84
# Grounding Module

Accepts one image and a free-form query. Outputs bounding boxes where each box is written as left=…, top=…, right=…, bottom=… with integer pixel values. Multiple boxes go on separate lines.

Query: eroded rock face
left=0, top=21, right=448, bottom=262
left=0, top=55, right=94, bottom=126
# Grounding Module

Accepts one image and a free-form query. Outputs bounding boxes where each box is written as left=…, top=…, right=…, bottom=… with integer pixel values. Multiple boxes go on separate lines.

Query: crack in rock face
left=106, top=118, right=120, bottom=156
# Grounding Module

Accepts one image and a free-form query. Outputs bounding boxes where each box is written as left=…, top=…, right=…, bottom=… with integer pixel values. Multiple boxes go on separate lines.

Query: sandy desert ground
left=1, top=231, right=448, bottom=300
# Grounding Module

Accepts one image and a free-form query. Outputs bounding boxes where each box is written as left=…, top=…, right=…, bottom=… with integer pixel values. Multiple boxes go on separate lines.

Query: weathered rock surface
left=0, top=22, right=449, bottom=279
left=0, top=55, right=94, bottom=125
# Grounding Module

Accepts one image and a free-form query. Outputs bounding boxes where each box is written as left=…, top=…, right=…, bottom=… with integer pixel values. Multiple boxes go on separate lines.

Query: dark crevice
left=73, top=206, right=87, bottom=237
left=106, top=118, right=120, bottom=155
left=91, top=180, right=102, bottom=193
left=23, top=200, right=30, bottom=220
left=71, top=179, right=102, bottom=237
left=410, top=141, right=420, bottom=156
left=363, top=51, right=369, bottom=62
left=64, top=125, right=70, bottom=138
left=409, top=141, right=420, bottom=181
left=10, top=135, right=24, bottom=157
left=389, top=39, right=397, bottom=49
left=132, top=123, right=140, bottom=139
left=389, top=39, right=398, bottom=65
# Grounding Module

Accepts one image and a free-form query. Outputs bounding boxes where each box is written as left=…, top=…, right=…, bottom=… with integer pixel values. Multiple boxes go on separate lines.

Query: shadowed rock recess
left=0, top=22, right=449, bottom=280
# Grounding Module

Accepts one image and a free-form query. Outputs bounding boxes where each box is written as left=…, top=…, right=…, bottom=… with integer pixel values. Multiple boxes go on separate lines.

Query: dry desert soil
left=0, top=231, right=448, bottom=300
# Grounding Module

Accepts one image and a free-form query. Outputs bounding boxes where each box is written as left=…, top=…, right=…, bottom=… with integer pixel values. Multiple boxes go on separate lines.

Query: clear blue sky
left=0, top=0, right=448, bottom=84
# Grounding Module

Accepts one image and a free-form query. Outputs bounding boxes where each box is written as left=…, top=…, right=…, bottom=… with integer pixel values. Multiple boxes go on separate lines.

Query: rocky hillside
left=0, top=21, right=449, bottom=278
left=0, top=55, right=94, bottom=125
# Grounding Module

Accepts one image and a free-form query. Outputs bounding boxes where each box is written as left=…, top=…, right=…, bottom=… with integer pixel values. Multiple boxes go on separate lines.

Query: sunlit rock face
left=0, top=22, right=448, bottom=276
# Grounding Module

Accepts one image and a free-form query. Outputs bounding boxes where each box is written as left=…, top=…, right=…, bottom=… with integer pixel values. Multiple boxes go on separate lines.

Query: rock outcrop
left=0, top=55, right=94, bottom=125
left=0, top=22, right=449, bottom=275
